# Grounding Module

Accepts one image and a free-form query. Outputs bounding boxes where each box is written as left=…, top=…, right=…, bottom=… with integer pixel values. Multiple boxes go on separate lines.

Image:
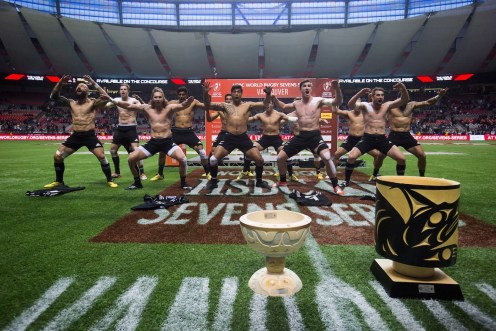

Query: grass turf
left=0, top=140, right=495, bottom=330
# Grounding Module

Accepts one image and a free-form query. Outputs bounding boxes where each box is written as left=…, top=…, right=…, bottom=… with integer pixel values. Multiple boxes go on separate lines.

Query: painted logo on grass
left=91, top=169, right=496, bottom=246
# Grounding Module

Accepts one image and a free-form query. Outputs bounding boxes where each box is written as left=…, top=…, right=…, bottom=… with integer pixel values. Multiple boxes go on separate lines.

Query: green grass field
left=0, top=140, right=495, bottom=330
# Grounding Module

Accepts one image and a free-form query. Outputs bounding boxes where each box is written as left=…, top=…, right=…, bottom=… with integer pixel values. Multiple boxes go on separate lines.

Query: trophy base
left=248, top=267, right=302, bottom=297
left=371, top=259, right=464, bottom=300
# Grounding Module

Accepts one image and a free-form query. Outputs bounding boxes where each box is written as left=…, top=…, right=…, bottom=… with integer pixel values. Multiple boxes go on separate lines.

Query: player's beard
left=75, top=91, right=87, bottom=100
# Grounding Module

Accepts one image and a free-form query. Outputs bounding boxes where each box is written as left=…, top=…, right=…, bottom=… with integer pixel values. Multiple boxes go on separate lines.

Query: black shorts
left=354, top=133, right=395, bottom=155
left=340, top=135, right=362, bottom=152
left=218, top=132, right=256, bottom=153
left=139, top=137, right=178, bottom=157
left=62, top=130, right=103, bottom=151
left=212, top=130, right=227, bottom=148
left=172, top=127, right=202, bottom=149
left=112, top=125, right=139, bottom=151
left=283, top=130, right=328, bottom=158
left=257, top=134, right=284, bottom=152
left=387, top=131, right=420, bottom=150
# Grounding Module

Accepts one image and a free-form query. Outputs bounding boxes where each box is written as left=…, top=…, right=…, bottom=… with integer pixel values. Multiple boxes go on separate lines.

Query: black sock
left=133, top=176, right=141, bottom=185
left=396, top=164, right=406, bottom=176
left=101, top=163, right=112, bottom=181
left=316, top=168, right=320, bottom=175
left=345, top=162, right=355, bottom=183
left=243, top=158, right=250, bottom=172
left=112, top=156, right=120, bottom=174
left=331, top=177, right=338, bottom=187
left=373, top=168, right=379, bottom=176
left=54, top=162, right=64, bottom=183
left=202, top=164, right=210, bottom=175
left=210, top=165, right=218, bottom=179
left=138, top=164, right=145, bottom=174
left=287, top=163, right=293, bottom=176
left=280, top=174, right=287, bottom=182
left=158, top=165, right=165, bottom=177
left=181, top=176, right=187, bottom=186
left=255, top=165, right=263, bottom=181
left=419, top=169, right=425, bottom=177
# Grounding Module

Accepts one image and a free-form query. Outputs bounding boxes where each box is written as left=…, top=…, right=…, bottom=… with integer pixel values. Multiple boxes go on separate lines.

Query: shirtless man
left=44, top=75, right=118, bottom=188
left=289, top=114, right=325, bottom=180
left=107, top=87, right=194, bottom=190
left=206, top=93, right=232, bottom=159
left=203, top=83, right=271, bottom=191
left=373, top=88, right=448, bottom=177
left=149, top=86, right=209, bottom=181
left=244, top=102, right=298, bottom=181
left=271, top=79, right=344, bottom=195
left=332, top=91, right=381, bottom=186
left=105, top=83, right=146, bottom=180
left=343, top=83, right=409, bottom=187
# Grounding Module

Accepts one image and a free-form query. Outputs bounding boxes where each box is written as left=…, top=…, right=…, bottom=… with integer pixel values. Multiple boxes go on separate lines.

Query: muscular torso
left=257, top=111, right=285, bottom=135
left=342, top=110, right=365, bottom=136
left=69, top=99, right=97, bottom=132
left=294, top=97, right=323, bottom=131
left=362, top=102, right=391, bottom=134
left=143, top=106, right=175, bottom=138
left=222, top=102, right=253, bottom=134
left=388, top=103, right=414, bottom=132
left=113, top=97, right=139, bottom=125
left=171, top=99, right=200, bottom=128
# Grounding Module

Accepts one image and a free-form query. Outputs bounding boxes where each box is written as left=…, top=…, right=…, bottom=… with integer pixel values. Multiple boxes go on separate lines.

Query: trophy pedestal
left=371, top=259, right=463, bottom=300
left=248, top=267, right=302, bottom=297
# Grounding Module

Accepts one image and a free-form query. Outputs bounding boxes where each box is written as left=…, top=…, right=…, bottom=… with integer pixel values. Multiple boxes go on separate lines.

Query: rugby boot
left=289, top=174, right=299, bottom=182
left=44, top=181, right=63, bottom=188
left=126, top=182, right=143, bottom=190
left=333, top=185, right=345, bottom=196
left=150, top=174, right=164, bottom=181
left=316, top=173, right=325, bottom=180
left=206, top=179, right=218, bottom=191
left=140, top=173, right=148, bottom=180
left=255, top=180, right=270, bottom=189
left=271, top=181, right=287, bottom=188
left=111, top=173, right=121, bottom=179
left=107, top=181, right=119, bottom=188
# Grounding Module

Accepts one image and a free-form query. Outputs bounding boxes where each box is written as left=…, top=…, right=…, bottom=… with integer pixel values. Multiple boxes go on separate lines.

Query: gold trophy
left=371, top=176, right=464, bottom=300
left=240, top=210, right=312, bottom=297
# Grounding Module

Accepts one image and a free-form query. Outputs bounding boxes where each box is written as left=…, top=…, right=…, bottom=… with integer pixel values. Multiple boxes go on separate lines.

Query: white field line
left=212, top=277, right=238, bottom=331
left=305, top=234, right=389, bottom=331
left=249, top=293, right=268, bottom=331
left=476, top=283, right=496, bottom=302
left=283, top=296, right=306, bottom=331
left=162, top=277, right=209, bottom=331
left=3, top=277, right=75, bottom=331
left=41, top=277, right=116, bottom=331
left=370, top=280, right=425, bottom=330
left=89, top=276, right=158, bottom=331
left=454, top=300, right=496, bottom=330
left=422, top=299, right=468, bottom=331
left=282, top=193, right=387, bottom=330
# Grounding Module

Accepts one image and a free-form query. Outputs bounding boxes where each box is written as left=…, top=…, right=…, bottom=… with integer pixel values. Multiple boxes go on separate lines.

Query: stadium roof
left=0, top=0, right=495, bottom=78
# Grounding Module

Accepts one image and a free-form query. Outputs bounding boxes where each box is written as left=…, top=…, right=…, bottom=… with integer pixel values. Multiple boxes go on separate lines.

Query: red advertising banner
left=204, top=78, right=339, bottom=155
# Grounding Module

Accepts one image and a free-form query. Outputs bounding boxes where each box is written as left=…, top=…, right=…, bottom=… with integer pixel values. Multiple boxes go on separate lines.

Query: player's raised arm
left=271, top=95, right=296, bottom=112
left=248, top=86, right=273, bottom=111
left=409, top=88, right=448, bottom=114
left=321, top=80, right=343, bottom=107
left=347, top=88, right=371, bottom=110
left=50, top=75, right=72, bottom=106
left=389, top=83, right=409, bottom=109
